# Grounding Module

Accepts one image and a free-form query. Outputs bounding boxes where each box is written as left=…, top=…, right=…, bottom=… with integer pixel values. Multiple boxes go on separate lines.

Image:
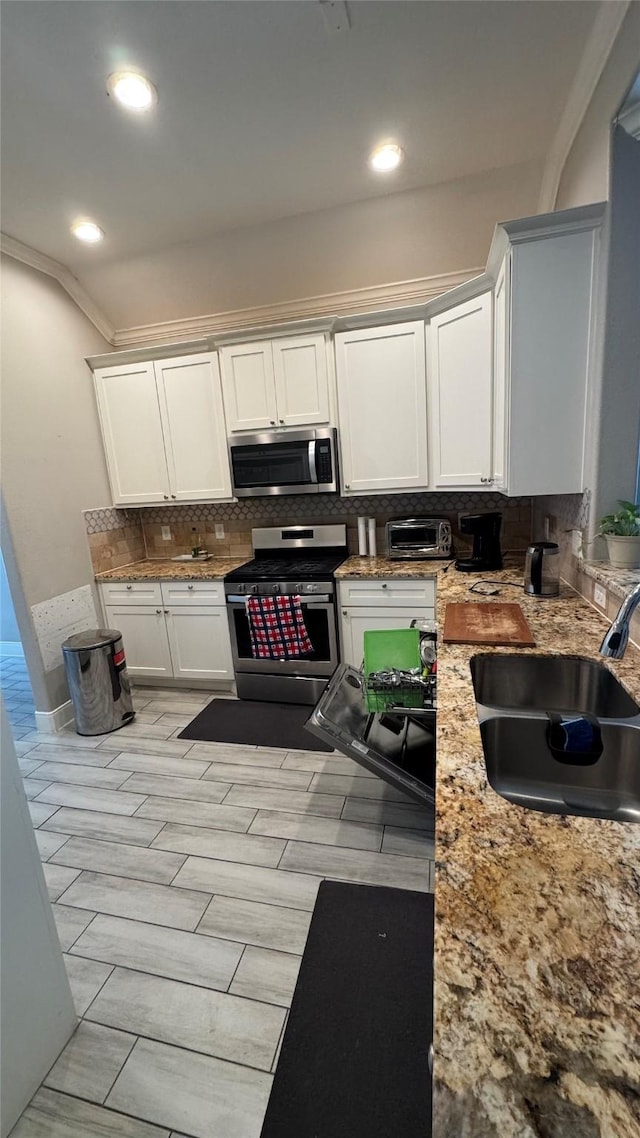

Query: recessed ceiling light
left=107, top=71, right=157, bottom=112
left=71, top=220, right=104, bottom=244
left=369, top=143, right=404, bottom=173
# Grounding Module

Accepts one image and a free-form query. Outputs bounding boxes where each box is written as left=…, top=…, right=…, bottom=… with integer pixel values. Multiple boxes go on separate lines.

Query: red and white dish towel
left=245, top=595, right=314, bottom=661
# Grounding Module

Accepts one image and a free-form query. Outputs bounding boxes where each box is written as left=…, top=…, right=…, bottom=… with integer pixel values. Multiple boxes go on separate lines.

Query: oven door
left=229, top=429, right=336, bottom=497
left=227, top=596, right=339, bottom=676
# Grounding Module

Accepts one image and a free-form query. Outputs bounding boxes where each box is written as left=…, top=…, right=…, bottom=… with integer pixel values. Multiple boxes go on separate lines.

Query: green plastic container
left=363, top=627, right=422, bottom=713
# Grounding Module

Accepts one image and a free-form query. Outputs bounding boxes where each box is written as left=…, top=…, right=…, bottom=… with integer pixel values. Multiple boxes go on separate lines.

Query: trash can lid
left=62, top=628, right=122, bottom=651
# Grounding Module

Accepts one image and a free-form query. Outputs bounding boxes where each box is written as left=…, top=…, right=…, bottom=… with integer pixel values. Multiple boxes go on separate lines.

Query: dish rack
left=363, top=626, right=437, bottom=715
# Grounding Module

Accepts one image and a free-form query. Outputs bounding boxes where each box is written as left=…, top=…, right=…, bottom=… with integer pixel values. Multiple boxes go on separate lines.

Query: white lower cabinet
left=165, top=606, right=233, bottom=682
left=101, top=582, right=233, bottom=684
left=338, top=579, right=436, bottom=669
left=103, top=605, right=173, bottom=679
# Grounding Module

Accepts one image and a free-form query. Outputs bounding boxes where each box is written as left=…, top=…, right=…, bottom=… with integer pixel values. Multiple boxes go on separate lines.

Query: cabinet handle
left=164, top=609, right=169, bottom=615
left=381, top=583, right=388, bottom=589
left=155, top=609, right=162, bottom=615
left=480, top=477, right=494, bottom=484
left=345, top=484, right=350, bottom=490
left=279, top=419, right=285, bottom=424
left=163, top=495, right=169, bottom=500
left=342, top=609, right=348, bottom=617
left=187, top=584, right=194, bottom=590
left=270, top=420, right=276, bottom=425
left=126, top=584, right=132, bottom=590
left=171, top=494, right=176, bottom=499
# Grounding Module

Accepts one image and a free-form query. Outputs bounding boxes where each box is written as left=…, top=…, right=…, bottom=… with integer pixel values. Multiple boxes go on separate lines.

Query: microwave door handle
left=308, top=440, right=318, bottom=484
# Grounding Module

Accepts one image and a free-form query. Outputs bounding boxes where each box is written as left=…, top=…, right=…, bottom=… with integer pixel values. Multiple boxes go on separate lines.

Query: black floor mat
left=260, top=880, right=434, bottom=1138
left=177, top=698, right=333, bottom=752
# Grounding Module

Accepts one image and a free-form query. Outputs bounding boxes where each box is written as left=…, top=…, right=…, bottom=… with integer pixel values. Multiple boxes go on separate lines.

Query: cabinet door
left=94, top=363, right=170, bottom=505
left=429, top=292, right=493, bottom=488
left=165, top=606, right=233, bottom=682
left=492, top=261, right=509, bottom=490
left=220, top=342, right=278, bottom=432
left=335, top=323, right=428, bottom=494
left=103, top=606, right=172, bottom=678
left=155, top=353, right=232, bottom=502
left=272, top=335, right=330, bottom=426
left=339, top=607, right=431, bottom=670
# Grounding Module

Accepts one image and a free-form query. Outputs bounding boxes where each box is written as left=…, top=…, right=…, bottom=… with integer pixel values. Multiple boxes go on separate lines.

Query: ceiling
left=1, top=0, right=599, bottom=273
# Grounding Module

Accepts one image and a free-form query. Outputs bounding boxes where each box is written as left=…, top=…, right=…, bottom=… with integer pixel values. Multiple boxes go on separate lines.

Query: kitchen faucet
left=599, top=581, right=640, bottom=659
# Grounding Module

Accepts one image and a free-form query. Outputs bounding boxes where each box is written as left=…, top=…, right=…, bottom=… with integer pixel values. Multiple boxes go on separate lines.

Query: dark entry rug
left=177, top=698, right=333, bottom=752
left=260, top=880, right=434, bottom=1138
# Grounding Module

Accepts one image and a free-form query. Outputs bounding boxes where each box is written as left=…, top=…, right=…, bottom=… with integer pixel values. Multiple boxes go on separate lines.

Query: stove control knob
left=307, top=583, right=318, bottom=593
left=250, top=584, right=259, bottom=594
left=271, top=584, right=280, bottom=595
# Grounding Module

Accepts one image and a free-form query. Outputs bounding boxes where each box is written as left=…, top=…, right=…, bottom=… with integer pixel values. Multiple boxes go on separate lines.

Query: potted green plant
left=599, top=500, right=640, bottom=569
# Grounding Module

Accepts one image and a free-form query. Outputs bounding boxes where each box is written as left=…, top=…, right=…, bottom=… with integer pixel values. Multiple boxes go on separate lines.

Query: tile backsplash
left=85, top=492, right=533, bottom=570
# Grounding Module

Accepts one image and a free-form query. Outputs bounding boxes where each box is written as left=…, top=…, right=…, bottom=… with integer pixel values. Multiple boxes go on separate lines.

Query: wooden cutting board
left=443, top=602, right=536, bottom=647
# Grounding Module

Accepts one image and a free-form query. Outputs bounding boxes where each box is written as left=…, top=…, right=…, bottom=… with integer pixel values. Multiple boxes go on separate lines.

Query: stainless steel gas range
left=224, top=524, right=347, bottom=705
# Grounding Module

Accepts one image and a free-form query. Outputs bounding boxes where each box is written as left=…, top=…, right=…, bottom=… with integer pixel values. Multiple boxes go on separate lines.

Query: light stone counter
left=431, top=568, right=640, bottom=1136
left=335, top=555, right=442, bottom=579
left=95, top=557, right=247, bottom=582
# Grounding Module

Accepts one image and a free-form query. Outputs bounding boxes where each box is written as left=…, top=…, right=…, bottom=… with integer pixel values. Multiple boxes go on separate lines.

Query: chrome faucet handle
left=599, top=581, right=640, bottom=660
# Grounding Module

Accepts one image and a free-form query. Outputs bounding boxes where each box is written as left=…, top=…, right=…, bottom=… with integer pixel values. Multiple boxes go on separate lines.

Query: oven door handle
left=308, top=440, right=318, bottom=484
left=226, top=595, right=332, bottom=605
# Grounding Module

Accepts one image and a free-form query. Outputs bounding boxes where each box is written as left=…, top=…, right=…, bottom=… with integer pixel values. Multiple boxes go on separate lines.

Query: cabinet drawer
left=339, top=578, right=436, bottom=608
left=160, top=580, right=225, bottom=606
left=100, top=581, right=163, bottom=607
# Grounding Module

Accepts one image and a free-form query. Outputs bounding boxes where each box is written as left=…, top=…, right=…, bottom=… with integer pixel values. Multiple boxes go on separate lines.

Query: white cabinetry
left=335, top=322, right=428, bottom=494
left=501, top=220, right=600, bottom=495
left=100, top=580, right=233, bottom=684
left=221, top=334, right=330, bottom=432
left=428, top=292, right=493, bottom=488
left=338, top=578, right=436, bottom=669
left=94, top=353, right=231, bottom=507
left=491, top=261, right=508, bottom=490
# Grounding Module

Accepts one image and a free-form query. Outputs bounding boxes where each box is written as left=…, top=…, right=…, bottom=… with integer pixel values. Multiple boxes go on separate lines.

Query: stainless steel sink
left=471, top=653, right=640, bottom=718
left=470, top=654, right=640, bottom=822
left=479, top=716, right=640, bottom=822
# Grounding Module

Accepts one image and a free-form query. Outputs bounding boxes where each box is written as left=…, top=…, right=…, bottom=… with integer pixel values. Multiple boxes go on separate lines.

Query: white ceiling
left=1, top=0, right=599, bottom=272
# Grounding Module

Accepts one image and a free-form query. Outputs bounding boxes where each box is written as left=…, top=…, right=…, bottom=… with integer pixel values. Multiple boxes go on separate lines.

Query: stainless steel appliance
left=455, top=512, right=503, bottom=572
left=224, top=524, right=347, bottom=705
left=386, top=517, right=452, bottom=560
left=229, top=427, right=338, bottom=498
left=524, top=542, right=560, bottom=597
left=306, top=665, right=436, bottom=807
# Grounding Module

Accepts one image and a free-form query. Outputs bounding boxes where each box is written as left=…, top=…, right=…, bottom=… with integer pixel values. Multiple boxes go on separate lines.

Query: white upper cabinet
left=504, top=223, right=599, bottom=496
left=219, top=341, right=278, bottom=432
left=94, top=351, right=232, bottom=507
left=428, top=292, right=493, bottom=488
left=272, top=335, right=330, bottom=426
left=94, top=362, right=170, bottom=505
left=335, top=322, right=428, bottom=494
left=155, top=353, right=232, bottom=502
left=221, top=334, right=331, bottom=432
left=491, top=260, right=508, bottom=491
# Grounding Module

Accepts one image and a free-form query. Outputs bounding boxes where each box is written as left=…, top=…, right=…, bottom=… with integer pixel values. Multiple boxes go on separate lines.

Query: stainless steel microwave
left=229, top=427, right=338, bottom=497
left=386, top=517, right=452, bottom=560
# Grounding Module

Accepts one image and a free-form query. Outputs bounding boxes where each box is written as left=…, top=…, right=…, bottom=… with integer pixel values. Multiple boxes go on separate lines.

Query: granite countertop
left=95, top=557, right=248, bottom=582
left=335, top=555, right=442, bottom=579
left=579, top=558, right=640, bottom=602
left=432, top=568, right=640, bottom=1136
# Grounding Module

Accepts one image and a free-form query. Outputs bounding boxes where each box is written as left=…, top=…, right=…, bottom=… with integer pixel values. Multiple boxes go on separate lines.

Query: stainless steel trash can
left=62, top=629, right=134, bottom=736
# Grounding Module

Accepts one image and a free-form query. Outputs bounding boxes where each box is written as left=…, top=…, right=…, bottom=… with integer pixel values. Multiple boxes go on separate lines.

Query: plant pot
left=604, top=534, right=640, bottom=569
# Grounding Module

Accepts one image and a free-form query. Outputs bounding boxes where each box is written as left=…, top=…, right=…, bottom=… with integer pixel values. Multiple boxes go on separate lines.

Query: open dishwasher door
left=305, top=663, right=435, bottom=808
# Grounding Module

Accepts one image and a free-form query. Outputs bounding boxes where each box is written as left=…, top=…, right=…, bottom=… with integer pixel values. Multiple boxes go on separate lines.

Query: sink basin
left=470, top=653, right=640, bottom=718
left=480, top=716, right=640, bottom=822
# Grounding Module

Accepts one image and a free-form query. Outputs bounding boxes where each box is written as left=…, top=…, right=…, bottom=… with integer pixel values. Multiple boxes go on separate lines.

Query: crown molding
left=112, top=268, right=480, bottom=348
left=537, top=0, right=631, bottom=213
left=2, top=228, right=479, bottom=352
left=0, top=232, right=116, bottom=344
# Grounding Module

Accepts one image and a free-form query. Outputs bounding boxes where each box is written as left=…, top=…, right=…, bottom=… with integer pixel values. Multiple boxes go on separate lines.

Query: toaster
left=386, top=517, right=452, bottom=560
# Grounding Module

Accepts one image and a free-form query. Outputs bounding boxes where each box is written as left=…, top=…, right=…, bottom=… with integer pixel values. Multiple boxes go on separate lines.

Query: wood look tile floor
left=6, top=675, right=434, bottom=1138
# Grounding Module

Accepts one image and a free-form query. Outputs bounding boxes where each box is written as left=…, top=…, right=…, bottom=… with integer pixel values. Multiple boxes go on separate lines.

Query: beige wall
left=79, top=160, right=542, bottom=330
left=556, top=3, right=640, bottom=209
left=0, top=256, right=112, bottom=711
